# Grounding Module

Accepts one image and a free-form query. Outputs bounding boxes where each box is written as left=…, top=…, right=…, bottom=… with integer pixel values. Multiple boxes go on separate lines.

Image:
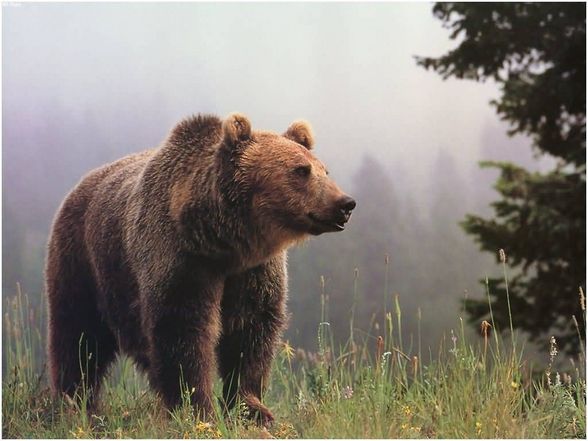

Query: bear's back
left=55, top=149, right=156, bottom=232
left=48, top=149, right=155, bottom=294
left=81, top=149, right=156, bottom=257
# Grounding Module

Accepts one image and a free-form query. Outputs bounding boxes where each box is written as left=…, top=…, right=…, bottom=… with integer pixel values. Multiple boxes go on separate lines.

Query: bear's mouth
left=307, top=213, right=346, bottom=232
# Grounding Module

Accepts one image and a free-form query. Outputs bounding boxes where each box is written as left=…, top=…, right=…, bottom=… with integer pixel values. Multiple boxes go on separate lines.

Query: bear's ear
left=222, top=112, right=252, bottom=146
left=284, top=120, right=314, bottom=150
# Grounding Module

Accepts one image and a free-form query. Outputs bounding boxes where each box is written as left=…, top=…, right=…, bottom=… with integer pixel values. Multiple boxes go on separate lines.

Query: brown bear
left=45, top=113, right=355, bottom=424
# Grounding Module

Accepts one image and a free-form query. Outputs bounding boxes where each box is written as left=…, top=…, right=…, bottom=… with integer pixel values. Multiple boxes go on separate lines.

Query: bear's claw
left=244, top=394, right=275, bottom=427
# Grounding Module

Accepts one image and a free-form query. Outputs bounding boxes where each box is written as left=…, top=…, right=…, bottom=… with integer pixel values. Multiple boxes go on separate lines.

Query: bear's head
left=222, top=113, right=356, bottom=237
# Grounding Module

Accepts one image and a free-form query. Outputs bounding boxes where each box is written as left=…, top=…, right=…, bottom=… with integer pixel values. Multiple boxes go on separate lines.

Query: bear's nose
left=337, top=195, right=356, bottom=215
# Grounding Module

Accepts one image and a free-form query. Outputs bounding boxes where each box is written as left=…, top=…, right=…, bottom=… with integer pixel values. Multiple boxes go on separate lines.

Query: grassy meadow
left=2, top=263, right=586, bottom=439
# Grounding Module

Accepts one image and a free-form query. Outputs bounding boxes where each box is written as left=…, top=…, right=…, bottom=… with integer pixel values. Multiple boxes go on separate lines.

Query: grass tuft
left=2, top=260, right=586, bottom=438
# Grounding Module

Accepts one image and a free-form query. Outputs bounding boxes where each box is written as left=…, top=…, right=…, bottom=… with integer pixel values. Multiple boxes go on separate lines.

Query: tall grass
left=2, top=254, right=586, bottom=438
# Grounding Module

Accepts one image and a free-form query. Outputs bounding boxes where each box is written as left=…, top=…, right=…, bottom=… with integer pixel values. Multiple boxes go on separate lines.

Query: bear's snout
left=336, top=195, right=356, bottom=217
left=307, top=193, right=356, bottom=235
left=332, top=194, right=356, bottom=227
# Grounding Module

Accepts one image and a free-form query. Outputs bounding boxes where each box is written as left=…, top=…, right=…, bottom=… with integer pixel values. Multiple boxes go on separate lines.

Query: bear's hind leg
left=46, top=245, right=118, bottom=409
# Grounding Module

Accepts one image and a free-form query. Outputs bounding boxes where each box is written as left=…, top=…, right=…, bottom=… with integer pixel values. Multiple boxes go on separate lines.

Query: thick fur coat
left=45, top=113, right=355, bottom=424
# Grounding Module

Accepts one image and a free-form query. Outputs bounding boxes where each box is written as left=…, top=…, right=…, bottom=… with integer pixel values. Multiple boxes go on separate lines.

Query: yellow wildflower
left=195, top=421, right=211, bottom=432
left=273, top=422, right=298, bottom=438
left=282, top=340, right=295, bottom=362
left=70, top=427, right=88, bottom=439
left=193, top=421, right=222, bottom=438
left=475, top=421, right=482, bottom=435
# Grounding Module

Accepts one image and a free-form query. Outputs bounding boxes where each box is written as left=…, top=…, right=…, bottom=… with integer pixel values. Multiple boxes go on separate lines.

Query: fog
left=3, top=2, right=554, bottom=353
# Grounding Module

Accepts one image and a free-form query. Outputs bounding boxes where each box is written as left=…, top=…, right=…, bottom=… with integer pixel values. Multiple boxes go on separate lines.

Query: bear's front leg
left=143, top=268, right=224, bottom=420
left=218, top=254, right=287, bottom=426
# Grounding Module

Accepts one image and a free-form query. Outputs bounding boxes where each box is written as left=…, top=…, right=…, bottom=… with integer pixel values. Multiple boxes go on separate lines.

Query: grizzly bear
left=45, top=113, right=355, bottom=424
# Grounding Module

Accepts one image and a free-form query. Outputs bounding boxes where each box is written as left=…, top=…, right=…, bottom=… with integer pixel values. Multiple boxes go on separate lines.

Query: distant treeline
left=5, top=111, right=533, bottom=353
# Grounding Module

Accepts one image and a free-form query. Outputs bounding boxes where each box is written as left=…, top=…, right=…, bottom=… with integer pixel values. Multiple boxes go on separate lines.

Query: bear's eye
left=294, top=165, right=311, bottom=178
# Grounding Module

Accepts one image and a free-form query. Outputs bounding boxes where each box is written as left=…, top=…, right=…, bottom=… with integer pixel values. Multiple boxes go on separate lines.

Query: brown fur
left=45, top=113, right=354, bottom=425
left=283, top=120, right=314, bottom=149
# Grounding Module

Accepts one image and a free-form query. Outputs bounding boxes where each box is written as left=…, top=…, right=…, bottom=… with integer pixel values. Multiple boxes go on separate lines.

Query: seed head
left=449, top=329, right=458, bottom=354
left=376, top=335, right=384, bottom=359
left=549, top=336, right=558, bottom=359
left=555, top=372, right=561, bottom=387
left=499, top=249, right=506, bottom=263
left=281, top=340, right=295, bottom=362
left=341, top=386, right=353, bottom=399
left=480, top=320, right=492, bottom=338
left=579, top=287, right=585, bottom=311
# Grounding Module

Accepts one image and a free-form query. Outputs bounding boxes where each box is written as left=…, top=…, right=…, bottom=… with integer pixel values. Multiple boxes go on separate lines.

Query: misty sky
left=3, top=1, right=550, bottom=207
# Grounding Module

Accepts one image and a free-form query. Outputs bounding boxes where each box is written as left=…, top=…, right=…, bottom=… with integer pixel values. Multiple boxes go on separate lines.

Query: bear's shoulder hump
left=167, top=114, right=223, bottom=150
